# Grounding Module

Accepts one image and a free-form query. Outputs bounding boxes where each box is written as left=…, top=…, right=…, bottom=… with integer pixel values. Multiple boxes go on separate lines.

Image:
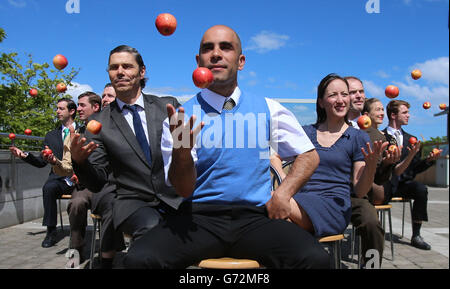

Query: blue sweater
left=182, top=92, right=272, bottom=206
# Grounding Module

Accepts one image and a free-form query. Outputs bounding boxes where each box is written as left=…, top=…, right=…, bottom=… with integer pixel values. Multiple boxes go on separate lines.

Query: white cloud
left=394, top=81, right=448, bottom=103
left=246, top=31, right=290, bottom=54
left=362, top=80, right=384, bottom=98
left=374, top=70, right=390, bottom=78
left=66, top=82, right=94, bottom=103
left=8, top=0, right=26, bottom=8
left=410, top=57, right=449, bottom=86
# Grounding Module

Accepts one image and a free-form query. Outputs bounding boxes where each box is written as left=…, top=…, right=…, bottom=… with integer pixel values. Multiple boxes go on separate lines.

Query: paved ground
left=0, top=186, right=448, bottom=269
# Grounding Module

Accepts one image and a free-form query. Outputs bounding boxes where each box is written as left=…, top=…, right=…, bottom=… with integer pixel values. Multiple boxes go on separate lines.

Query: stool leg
left=59, top=199, right=63, bottom=231
left=401, top=201, right=406, bottom=238
left=333, top=241, right=341, bottom=269
left=388, top=209, right=394, bottom=261
left=351, top=225, right=355, bottom=262
left=98, top=220, right=102, bottom=266
left=89, top=218, right=97, bottom=269
left=357, top=234, right=361, bottom=269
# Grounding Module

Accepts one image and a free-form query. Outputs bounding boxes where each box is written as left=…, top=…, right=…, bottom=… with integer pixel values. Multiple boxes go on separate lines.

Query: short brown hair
left=78, top=91, right=101, bottom=108
left=386, top=100, right=410, bottom=121
left=344, top=76, right=363, bottom=86
left=362, top=98, right=381, bottom=114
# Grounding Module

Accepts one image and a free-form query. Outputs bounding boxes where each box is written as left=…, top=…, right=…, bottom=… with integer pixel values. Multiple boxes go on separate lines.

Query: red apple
left=385, top=85, right=399, bottom=99
left=411, top=69, right=422, bottom=80
left=9, top=133, right=16, bottom=140
left=357, top=115, right=372, bottom=130
left=24, top=129, right=32, bottom=136
left=409, top=137, right=417, bottom=145
left=439, top=103, right=447, bottom=110
left=422, top=101, right=431, bottom=109
left=86, top=120, right=102, bottom=135
left=432, top=148, right=440, bottom=156
left=155, top=13, right=177, bottom=36
left=388, top=144, right=398, bottom=153
left=43, top=148, right=53, bottom=157
left=192, top=67, right=214, bottom=89
left=56, top=82, right=67, bottom=93
left=53, top=54, right=68, bottom=70
left=29, top=88, right=38, bottom=97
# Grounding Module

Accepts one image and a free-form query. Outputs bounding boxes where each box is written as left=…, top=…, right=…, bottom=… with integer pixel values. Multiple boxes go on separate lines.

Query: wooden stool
left=390, top=197, right=413, bottom=238
left=318, top=234, right=344, bottom=269
left=57, top=194, right=72, bottom=231
left=197, top=257, right=261, bottom=269
left=375, top=204, right=394, bottom=261
left=89, top=213, right=102, bottom=269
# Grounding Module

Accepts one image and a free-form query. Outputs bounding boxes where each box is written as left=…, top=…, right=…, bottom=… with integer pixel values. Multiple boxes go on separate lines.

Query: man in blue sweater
left=123, top=25, right=329, bottom=269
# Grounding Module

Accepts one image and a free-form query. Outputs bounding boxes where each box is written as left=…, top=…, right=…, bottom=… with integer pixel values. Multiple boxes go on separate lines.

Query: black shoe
left=41, top=232, right=57, bottom=248
left=411, top=235, right=431, bottom=250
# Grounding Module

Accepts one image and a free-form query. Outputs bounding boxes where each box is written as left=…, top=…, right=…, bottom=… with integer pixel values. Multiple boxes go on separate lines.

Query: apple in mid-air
left=56, top=82, right=67, bottom=93
left=385, top=85, right=399, bottom=99
left=87, top=120, right=102, bottom=135
left=411, top=69, right=422, bottom=80
left=357, top=115, right=372, bottom=130
left=192, top=67, right=214, bottom=89
left=24, top=129, right=32, bottom=136
left=53, top=54, right=68, bottom=70
left=29, top=88, right=38, bottom=97
left=422, top=101, right=431, bottom=109
left=155, top=13, right=177, bottom=36
left=9, top=133, right=16, bottom=140
left=409, top=137, right=417, bottom=145
left=439, top=103, right=447, bottom=110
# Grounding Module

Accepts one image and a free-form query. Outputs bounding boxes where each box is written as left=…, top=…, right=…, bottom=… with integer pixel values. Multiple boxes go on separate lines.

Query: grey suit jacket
left=73, top=93, right=182, bottom=227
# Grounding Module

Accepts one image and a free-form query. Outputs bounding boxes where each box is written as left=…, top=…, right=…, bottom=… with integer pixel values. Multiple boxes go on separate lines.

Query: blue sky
left=1, top=0, right=448, bottom=140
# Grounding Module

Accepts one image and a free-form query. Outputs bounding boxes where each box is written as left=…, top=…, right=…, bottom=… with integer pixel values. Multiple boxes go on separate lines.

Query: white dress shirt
left=386, top=126, right=403, bottom=145
left=115, top=93, right=150, bottom=144
left=161, top=87, right=315, bottom=185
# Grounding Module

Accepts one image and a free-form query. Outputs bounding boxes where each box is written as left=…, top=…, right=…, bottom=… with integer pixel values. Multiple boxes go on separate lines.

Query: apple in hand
left=422, top=101, right=431, bottom=109
left=24, top=129, right=32, bottom=136
left=408, top=137, right=417, bottom=145
left=411, top=69, right=422, bottom=80
left=432, top=148, right=441, bottom=156
left=357, top=115, right=372, bottom=130
left=9, top=133, right=16, bottom=140
left=439, top=103, right=447, bottom=110
left=87, top=120, right=102, bottom=135
left=53, top=54, right=68, bottom=70
left=385, top=85, right=399, bottom=99
left=155, top=13, right=177, bottom=36
left=56, top=82, right=67, bottom=93
left=192, top=67, right=214, bottom=88
left=43, top=148, right=53, bottom=157
left=29, top=88, right=38, bottom=97
left=388, top=144, right=398, bottom=153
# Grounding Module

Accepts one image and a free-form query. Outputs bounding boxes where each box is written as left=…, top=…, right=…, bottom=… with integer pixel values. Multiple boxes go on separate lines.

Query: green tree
left=0, top=27, right=80, bottom=149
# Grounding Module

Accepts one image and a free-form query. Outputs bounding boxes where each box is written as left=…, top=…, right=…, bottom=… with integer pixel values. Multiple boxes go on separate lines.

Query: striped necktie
left=222, top=98, right=235, bottom=111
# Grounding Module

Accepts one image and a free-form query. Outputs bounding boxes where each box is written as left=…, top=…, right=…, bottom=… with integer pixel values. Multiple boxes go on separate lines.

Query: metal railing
left=0, top=132, right=45, bottom=151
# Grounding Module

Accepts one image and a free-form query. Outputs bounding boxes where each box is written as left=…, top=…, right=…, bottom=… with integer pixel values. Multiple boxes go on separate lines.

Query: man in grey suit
left=71, top=45, right=182, bottom=242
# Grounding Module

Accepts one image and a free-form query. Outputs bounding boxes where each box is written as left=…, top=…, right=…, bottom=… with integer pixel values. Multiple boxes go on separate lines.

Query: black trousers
left=117, top=205, right=164, bottom=241
left=395, top=180, right=428, bottom=222
left=124, top=203, right=330, bottom=269
left=42, top=178, right=74, bottom=227
left=351, top=197, right=384, bottom=265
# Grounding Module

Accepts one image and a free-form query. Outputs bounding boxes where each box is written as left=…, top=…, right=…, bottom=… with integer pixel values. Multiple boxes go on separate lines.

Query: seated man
left=122, top=25, right=329, bottom=269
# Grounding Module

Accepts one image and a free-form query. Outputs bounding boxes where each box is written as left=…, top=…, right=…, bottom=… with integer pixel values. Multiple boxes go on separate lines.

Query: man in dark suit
left=383, top=100, right=441, bottom=250
left=9, top=98, right=77, bottom=247
left=71, top=45, right=182, bottom=242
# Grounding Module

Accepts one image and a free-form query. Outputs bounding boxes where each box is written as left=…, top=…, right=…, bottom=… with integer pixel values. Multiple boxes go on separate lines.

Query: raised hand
left=70, top=131, right=98, bottom=165
left=9, top=146, right=26, bottom=158
left=382, top=144, right=402, bottom=165
left=361, top=140, right=389, bottom=167
left=41, top=145, right=57, bottom=165
left=166, top=104, right=204, bottom=152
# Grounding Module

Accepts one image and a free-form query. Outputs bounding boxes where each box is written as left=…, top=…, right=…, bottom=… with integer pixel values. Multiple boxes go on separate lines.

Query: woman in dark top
left=275, top=74, right=387, bottom=237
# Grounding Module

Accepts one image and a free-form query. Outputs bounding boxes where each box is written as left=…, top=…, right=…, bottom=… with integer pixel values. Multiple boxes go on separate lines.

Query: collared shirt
left=385, top=126, right=403, bottom=145
left=349, top=116, right=360, bottom=129
left=115, top=93, right=150, bottom=144
left=161, top=86, right=315, bottom=185
left=61, top=123, right=76, bottom=141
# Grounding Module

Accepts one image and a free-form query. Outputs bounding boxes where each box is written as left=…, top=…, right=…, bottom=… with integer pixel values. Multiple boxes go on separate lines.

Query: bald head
left=199, top=25, right=242, bottom=55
